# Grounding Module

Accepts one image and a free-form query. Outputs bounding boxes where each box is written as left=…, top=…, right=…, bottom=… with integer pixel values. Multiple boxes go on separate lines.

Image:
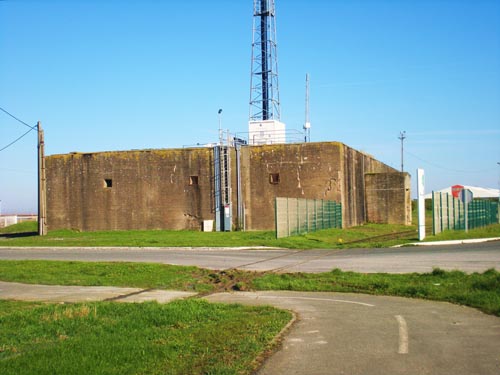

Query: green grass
left=1, top=260, right=499, bottom=317
left=252, top=268, right=500, bottom=316
left=0, top=260, right=216, bottom=293
left=3, top=218, right=498, bottom=250
left=1, top=259, right=499, bottom=372
left=424, top=223, right=500, bottom=241
left=1, top=221, right=421, bottom=249
left=0, top=299, right=291, bottom=375
left=0, top=221, right=37, bottom=235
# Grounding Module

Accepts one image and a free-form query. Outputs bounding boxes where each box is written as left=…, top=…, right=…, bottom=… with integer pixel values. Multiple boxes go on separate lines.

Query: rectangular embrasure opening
left=269, top=173, right=280, bottom=184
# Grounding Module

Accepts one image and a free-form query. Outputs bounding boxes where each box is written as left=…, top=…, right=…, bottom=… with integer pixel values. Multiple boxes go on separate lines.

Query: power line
left=406, top=150, right=496, bottom=173
left=0, top=106, right=38, bottom=152
left=0, top=127, right=36, bottom=152
left=0, top=106, right=36, bottom=130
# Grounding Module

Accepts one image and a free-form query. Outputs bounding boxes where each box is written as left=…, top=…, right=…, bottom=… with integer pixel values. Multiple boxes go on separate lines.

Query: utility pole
left=37, top=121, right=47, bottom=236
left=398, top=131, right=406, bottom=172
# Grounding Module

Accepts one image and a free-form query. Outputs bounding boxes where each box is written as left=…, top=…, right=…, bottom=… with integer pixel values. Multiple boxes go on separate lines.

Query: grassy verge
left=252, top=268, right=500, bottom=316
left=0, top=260, right=216, bottom=293
left=3, top=220, right=498, bottom=249
left=1, top=221, right=421, bottom=249
left=1, top=260, right=499, bottom=317
left=0, top=299, right=291, bottom=375
left=423, top=223, right=500, bottom=241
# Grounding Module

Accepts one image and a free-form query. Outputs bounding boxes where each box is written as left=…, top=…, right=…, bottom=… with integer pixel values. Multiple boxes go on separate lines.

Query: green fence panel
left=275, top=197, right=342, bottom=238
left=432, top=192, right=498, bottom=235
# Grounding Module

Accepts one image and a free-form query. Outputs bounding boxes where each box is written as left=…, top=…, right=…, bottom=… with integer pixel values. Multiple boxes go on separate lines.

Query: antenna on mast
left=248, top=0, right=286, bottom=145
left=303, top=73, right=311, bottom=142
left=249, top=0, right=281, bottom=122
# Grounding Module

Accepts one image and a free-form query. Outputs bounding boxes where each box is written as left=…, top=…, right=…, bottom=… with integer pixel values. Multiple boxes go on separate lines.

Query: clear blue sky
left=1, top=0, right=499, bottom=214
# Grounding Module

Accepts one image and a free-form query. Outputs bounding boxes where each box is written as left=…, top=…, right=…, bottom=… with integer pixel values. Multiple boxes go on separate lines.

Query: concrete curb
left=0, top=246, right=284, bottom=251
left=252, top=309, right=298, bottom=373
left=393, top=237, right=500, bottom=247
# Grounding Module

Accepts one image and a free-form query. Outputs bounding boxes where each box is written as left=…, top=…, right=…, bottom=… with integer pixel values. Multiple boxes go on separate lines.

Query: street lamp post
left=218, top=109, right=223, bottom=146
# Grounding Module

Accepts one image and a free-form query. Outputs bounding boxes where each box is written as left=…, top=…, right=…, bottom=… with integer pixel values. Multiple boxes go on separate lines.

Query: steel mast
left=248, top=0, right=285, bottom=145
left=249, top=0, right=281, bottom=122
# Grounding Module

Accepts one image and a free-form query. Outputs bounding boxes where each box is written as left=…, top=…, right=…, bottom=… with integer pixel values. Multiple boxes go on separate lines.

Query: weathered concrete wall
left=46, top=148, right=214, bottom=231
left=365, top=172, right=412, bottom=225
left=240, top=142, right=399, bottom=230
left=341, top=146, right=396, bottom=227
left=46, top=142, right=410, bottom=232
left=241, top=142, right=344, bottom=230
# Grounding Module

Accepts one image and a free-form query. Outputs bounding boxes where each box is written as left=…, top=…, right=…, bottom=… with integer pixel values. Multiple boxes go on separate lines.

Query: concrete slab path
left=0, top=281, right=196, bottom=303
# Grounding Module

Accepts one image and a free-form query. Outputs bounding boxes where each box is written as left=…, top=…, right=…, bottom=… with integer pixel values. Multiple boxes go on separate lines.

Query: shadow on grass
left=0, top=232, right=38, bottom=239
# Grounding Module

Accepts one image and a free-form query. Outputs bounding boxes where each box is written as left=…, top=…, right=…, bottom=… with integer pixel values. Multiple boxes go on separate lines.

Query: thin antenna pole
left=398, top=131, right=406, bottom=172
left=304, top=73, right=311, bottom=142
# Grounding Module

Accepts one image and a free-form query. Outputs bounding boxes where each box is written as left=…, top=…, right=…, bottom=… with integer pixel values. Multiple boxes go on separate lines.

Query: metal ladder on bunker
left=214, top=145, right=231, bottom=231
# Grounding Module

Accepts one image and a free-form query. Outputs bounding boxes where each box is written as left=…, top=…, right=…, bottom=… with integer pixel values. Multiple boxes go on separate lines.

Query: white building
left=424, top=185, right=500, bottom=199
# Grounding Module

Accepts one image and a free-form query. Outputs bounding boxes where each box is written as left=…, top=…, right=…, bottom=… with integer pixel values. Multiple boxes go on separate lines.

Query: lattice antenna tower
left=304, top=73, right=311, bottom=142
left=249, top=0, right=281, bottom=122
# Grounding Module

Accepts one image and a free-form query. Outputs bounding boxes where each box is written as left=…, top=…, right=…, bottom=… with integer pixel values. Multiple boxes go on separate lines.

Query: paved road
left=2, top=281, right=499, bottom=375
left=206, top=291, right=500, bottom=375
left=0, top=240, right=499, bottom=273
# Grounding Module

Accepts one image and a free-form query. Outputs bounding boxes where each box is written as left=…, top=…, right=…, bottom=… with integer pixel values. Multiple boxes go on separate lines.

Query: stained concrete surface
left=0, top=281, right=196, bottom=303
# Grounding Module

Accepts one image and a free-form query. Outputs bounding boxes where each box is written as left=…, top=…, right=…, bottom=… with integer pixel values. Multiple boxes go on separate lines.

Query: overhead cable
left=0, top=127, right=36, bottom=152
left=406, top=150, right=496, bottom=174
left=0, top=106, right=37, bottom=129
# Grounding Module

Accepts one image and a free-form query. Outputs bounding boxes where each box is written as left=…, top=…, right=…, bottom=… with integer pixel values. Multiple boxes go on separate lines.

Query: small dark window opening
left=190, top=176, right=199, bottom=186
left=269, top=173, right=280, bottom=184
left=104, top=179, right=113, bottom=188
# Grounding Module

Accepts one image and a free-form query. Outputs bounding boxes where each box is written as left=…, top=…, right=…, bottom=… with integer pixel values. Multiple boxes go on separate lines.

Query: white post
left=417, top=168, right=425, bottom=241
